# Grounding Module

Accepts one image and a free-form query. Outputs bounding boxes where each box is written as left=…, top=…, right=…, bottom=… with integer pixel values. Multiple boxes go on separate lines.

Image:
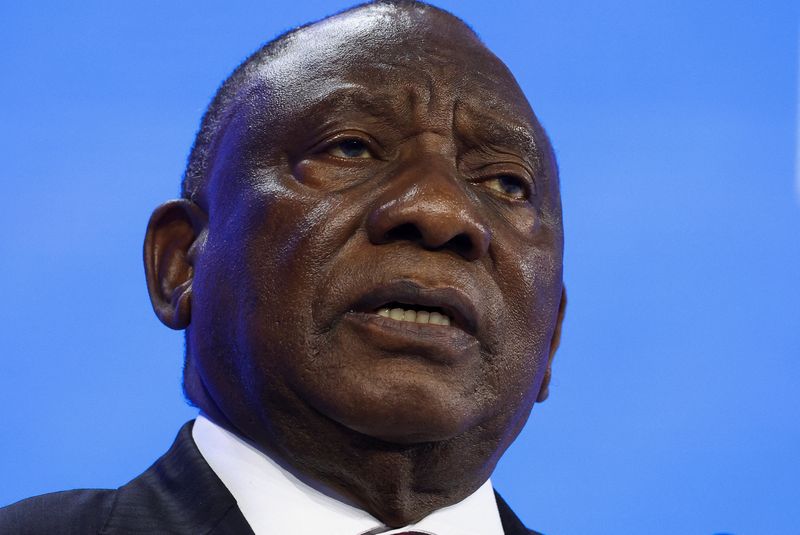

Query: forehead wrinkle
left=301, top=84, right=412, bottom=123
left=228, top=77, right=417, bottom=144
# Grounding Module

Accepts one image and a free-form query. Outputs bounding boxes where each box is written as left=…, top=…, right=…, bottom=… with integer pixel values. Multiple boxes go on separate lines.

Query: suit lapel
left=100, top=420, right=254, bottom=535
left=495, top=491, right=541, bottom=535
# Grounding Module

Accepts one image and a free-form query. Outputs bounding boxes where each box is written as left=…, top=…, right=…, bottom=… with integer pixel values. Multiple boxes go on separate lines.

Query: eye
left=326, top=138, right=373, bottom=159
left=483, top=175, right=530, bottom=200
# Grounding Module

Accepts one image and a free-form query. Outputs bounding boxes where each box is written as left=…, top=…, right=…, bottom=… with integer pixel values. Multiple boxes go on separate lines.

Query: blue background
left=1, top=1, right=798, bottom=533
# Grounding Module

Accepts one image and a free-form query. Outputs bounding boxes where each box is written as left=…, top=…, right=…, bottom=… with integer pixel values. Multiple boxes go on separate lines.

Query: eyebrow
left=455, top=105, right=545, bottom=174
left=294, top=84, right=413, bottom=128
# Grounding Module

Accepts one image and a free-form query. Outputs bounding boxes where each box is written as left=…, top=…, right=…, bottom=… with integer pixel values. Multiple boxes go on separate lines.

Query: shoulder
left=0, top=422, right=249, bottom=535
left=0, top=488, right=116, bottom=535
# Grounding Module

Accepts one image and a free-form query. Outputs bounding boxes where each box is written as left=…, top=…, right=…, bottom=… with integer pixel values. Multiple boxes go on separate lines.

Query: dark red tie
left=359, top=530, right=433, bottom=535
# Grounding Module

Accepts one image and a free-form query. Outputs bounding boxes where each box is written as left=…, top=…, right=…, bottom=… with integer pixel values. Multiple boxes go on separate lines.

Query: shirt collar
left=192, top=413, right=505, bottom=535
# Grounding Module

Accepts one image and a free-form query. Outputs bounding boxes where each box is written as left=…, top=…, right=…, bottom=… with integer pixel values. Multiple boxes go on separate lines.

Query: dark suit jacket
left=0, top=421, right=542, bottom=535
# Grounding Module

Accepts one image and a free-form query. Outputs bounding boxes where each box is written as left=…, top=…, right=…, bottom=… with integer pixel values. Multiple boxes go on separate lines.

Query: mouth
left=347, top=279, right=479, bottom=335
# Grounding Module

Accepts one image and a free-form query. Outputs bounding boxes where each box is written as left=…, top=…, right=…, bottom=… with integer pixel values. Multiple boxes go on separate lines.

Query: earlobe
left=143, top=199, right=208, bottom=330
left=537, top=285, right=567, bottom=403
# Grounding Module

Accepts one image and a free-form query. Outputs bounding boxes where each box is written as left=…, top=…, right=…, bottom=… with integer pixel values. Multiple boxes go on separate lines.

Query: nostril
left=384, top=223, right=423, bottom=242
left=382, top=223, right=477, bottom=258
left=447, top=234, right=474, bottom=257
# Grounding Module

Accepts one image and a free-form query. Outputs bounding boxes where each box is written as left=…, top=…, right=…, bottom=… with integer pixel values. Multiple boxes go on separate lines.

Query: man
left=1, top=1, right=565, bottom=533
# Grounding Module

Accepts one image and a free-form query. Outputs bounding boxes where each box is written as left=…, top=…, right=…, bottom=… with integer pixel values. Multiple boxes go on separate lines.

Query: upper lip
left=348, top=279, right=479, bottom=335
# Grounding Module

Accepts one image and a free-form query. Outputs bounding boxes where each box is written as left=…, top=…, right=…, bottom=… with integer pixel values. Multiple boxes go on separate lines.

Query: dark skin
left=144, top=3, right=566, bottom=527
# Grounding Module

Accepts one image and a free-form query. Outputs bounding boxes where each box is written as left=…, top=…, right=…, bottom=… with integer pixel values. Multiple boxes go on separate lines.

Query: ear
left=537, top=285, right=567, bottom=403
left=143, top=199, right=208, bottom=330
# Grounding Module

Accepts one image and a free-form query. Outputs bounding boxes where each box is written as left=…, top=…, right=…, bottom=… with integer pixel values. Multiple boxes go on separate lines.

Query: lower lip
left=342, top=312, right=479, bottom=364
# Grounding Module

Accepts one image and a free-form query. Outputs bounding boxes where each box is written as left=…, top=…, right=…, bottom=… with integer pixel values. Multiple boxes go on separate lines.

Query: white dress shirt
left=192, top=413, right=505, bottom=535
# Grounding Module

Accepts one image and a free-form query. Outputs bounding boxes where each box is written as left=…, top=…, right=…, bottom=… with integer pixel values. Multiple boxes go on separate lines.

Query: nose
left=365, top=157, right=491, bottom=261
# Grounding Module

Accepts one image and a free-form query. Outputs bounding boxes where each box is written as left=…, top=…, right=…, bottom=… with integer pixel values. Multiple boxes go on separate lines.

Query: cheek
left=217, top=186, right=362, bottom=377
left=491, top=242, right=563, bottom=383
left=193, top=181, right=331, bottom=374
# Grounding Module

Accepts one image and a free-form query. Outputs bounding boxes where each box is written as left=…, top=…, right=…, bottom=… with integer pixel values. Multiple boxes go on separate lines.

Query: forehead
left=241, top=5, right=537, bottom=129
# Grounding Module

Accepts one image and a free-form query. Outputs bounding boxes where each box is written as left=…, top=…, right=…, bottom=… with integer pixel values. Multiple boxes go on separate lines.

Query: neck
left=186, top=369, right=527, bottom=527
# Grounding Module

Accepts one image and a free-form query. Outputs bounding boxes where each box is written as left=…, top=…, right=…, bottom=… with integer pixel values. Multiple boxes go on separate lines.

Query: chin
left=319, top=383, right=482, bottom=445
left=293, top=329, right=493, bottom=445
left=355, top=423, right=468, bottom=445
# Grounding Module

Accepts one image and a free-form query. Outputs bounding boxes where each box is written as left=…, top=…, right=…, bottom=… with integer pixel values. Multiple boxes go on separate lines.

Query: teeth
left=376, top=307, right=451, bottom=326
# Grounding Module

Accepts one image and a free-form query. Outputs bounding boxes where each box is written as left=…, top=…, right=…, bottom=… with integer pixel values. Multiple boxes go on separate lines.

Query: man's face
left=189, top=6, right=563, bottom=450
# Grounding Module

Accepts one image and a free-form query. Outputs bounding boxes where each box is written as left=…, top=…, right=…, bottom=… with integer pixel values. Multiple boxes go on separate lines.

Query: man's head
left=144, top=0, right=565, bottom=525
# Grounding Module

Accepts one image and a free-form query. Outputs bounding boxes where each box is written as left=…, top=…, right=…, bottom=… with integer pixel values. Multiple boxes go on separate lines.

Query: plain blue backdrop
left=1, top=1, right=798, bottom=533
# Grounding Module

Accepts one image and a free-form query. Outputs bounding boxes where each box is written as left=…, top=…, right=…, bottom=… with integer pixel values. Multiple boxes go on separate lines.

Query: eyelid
left=312, top=130, right=383, bottom=159
left=473, top=162, right=537, bottom=200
